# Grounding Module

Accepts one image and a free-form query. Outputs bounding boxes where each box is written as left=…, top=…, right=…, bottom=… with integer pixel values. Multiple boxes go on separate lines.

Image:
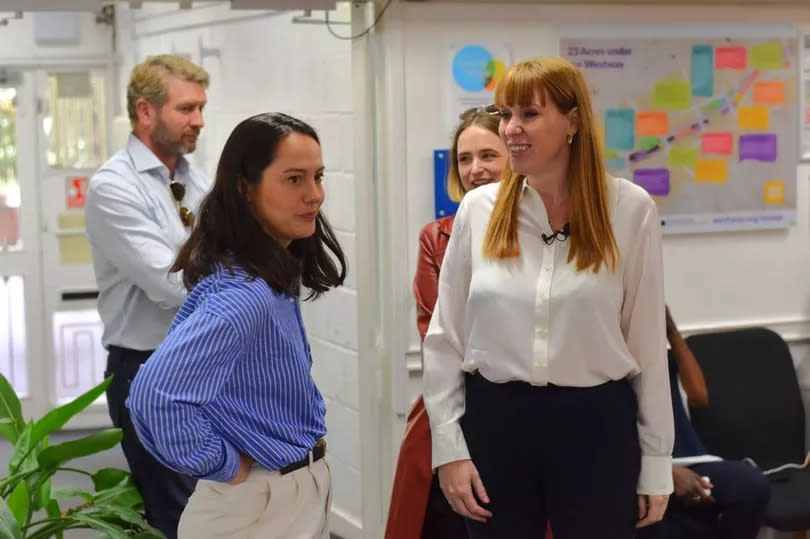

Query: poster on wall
left=561, top=37, right=797, bottom=234
left=445, top=43, right=511, bottom=135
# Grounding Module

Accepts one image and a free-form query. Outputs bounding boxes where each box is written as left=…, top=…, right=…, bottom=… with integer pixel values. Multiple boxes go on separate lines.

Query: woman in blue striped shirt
left=128, top=112, right=346, bottom=539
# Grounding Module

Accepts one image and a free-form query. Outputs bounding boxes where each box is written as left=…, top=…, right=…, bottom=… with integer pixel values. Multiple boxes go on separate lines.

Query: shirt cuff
left=199, top=438, right=240, bottom=482
left=637, top=455, right=674, bottom=495
left=431, top=421, right=471, bottom=470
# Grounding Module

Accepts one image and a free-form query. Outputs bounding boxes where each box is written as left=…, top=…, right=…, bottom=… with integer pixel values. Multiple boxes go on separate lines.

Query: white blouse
left=422, top=176, right=674, bottom=495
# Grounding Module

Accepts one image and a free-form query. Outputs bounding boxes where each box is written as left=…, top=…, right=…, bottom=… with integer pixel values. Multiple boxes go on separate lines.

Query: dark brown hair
left=172, top=112, right=346, bottom=299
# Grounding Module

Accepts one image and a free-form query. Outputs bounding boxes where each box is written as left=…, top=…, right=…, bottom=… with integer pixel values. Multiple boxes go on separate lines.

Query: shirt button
left=544, top=265, right=552, bottom=271
left=289, top=297, right=295, bottom=303
left=538, top=293, right=547, bottom=303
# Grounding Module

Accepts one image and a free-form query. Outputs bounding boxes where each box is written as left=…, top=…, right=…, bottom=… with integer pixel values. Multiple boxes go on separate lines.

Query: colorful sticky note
left=605, top=109, right=635, bottom=150
left=753, top=81, right=785, bottom=105
left=750, top=42, right=784, bottom=70
left=634, top=169, right=670, bottom=196
left=604, top=148, right=618, bottom=160
left=653, top=80, right=691, bottom=111
left=636, top=112, right=669, bottom=137
left=764, top=180, right=785, bottom=205
left=701, top=132, right=734, bottom=156
left=668, top=145, right=698, bottom=168
left=606, top=157, right=627, bottom=171
left=691, top=45, right=714, bottom=97
left=715, top=47, right=747, bottom=70
left=739, top=134, right=778, bottom=162
left=639, top=137, right=661, bottom=151
left=695, top=159, right=728, bottom=183
left=738, top=106, right=769, bottom=130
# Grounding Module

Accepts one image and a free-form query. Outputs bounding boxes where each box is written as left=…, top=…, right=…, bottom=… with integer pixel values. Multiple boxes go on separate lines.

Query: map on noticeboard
left=561, top=37, right=797, bottom=234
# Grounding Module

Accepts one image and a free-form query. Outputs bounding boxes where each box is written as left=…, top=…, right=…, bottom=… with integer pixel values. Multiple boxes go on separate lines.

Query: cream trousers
left=178, top=457, right=331, bottom=539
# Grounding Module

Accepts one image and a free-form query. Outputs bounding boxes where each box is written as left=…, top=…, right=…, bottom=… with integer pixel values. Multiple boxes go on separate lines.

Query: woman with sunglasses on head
left=128, top=112, right=346, bottom=539
left=385, top=107, right=507, bottom=539
left=422, top=57, right=674, bottom=538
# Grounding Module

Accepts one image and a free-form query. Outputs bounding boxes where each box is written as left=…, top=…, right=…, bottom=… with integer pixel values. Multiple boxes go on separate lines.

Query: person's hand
left=437, top=459, right=493, bottom=522
left=228, top=453, right=252, bottom=486
left=636, top=494, right=670, bottom=528
left=672, top=466, right=715, bottom=503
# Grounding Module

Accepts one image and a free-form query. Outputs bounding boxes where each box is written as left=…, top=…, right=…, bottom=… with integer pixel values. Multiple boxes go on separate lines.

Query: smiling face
left=456, top=125, right=508, bottom=192
left=246, top=132, right=325, bottom=247
left=497, top=89, right=577, bottom=177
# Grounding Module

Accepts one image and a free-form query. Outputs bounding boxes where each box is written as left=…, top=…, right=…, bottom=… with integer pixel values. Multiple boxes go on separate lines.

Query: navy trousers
left=460, top=372, right=641, bottom=539
left=105, top=346, right=197, bottom=539
left=637, top=460, right=769, bottom=539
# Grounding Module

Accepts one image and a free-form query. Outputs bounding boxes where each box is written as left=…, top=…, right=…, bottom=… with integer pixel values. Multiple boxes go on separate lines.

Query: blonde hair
left=127, top=55, right=209, bottom=127
left=447, top=107, right=502, bottom=203
left=483, top=56, right=618, bottom=273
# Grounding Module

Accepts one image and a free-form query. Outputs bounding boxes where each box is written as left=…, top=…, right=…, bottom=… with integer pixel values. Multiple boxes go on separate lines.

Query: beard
left=151, top=116, right=197, bottom=156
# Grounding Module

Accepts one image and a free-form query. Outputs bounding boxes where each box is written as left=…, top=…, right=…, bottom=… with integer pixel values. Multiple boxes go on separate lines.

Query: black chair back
left=685, top=327, right=805, bottom=469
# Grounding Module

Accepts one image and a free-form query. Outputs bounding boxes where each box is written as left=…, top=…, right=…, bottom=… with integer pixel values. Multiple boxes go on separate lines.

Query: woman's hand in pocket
left=228, top=453, right=252, bottom=486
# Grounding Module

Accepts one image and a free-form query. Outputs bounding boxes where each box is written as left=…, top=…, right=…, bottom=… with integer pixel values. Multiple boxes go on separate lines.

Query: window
left=0, top=88, right=20, bottom=251
left=44, top=72, right=108, bottom=169
left=0, top=276, right=27, bottom=396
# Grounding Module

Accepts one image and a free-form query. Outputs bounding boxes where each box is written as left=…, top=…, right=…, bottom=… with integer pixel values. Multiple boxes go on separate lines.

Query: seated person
left=637, top=307, right=769, bottom=539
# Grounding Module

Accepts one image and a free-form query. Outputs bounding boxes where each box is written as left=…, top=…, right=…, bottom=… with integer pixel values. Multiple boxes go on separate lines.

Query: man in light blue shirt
left=84, top=54, right=211, bottom=539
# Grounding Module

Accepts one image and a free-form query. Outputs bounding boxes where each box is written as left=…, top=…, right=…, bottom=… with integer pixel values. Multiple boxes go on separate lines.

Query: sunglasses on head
left=458, top=104, right=500, bottom=120
left=169, top=180, right=194, bottom=228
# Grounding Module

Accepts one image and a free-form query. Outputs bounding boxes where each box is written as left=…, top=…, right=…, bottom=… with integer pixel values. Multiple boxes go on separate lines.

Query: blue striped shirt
left=127, top=264, right=326, bottom=482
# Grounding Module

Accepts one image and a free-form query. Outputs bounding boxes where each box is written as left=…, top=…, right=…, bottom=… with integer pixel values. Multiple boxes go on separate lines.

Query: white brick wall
left=116, top=3, right=362, bottom=531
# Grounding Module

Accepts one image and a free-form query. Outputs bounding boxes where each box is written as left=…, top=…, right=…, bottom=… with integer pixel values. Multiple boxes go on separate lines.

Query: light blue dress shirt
left=85, top=134, right=211, bottom=350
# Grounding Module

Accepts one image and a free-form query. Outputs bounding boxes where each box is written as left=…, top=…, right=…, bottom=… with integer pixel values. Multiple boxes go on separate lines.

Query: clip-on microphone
left=541, top=223, right=570, bottom=245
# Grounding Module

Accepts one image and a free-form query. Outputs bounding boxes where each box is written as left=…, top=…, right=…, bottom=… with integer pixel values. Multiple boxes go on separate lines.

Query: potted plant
left=0, top=374, right=163, bottom=538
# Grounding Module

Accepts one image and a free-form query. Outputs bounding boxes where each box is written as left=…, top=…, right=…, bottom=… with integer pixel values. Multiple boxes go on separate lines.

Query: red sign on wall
left=66, top=176, right=89, bottom=209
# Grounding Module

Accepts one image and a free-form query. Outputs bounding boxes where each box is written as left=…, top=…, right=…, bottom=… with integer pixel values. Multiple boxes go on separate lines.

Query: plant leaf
left=91, top=468, right=129, bottom=492
left=0, top=418, right=18, bottom=444
left=70, top=513, right=130, bottom=539
left=29, top=377, right=111, bottom=451
left=0, top=496, right=22, bottom=539
left=6, top=480, right=29, bottom=528
left=37, top=429, right=123, bottom=471
left=0, top=374, right=22, bottom=442
left=92, top=482, right=142, bottom=508
left=52, top=488, right=93, bottom=502
left=26, top=520, right=76, bottom=539
left=32, top=437, right=51, bottom=511
left=8, top=424, right=36, bottom=476
left=83, top=505, right=158, bottom=533
left=45, top=500, right=63, bottom=539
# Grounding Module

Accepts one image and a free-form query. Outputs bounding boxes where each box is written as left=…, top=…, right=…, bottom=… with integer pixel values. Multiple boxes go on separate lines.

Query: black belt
left=279, top=439, right=326, bottom=475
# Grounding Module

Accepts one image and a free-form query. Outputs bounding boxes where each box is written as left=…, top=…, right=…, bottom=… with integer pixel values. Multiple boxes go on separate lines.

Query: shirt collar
left=519, top=175, right=619, bottom=222
left=126, top=133, right=189, bottom=177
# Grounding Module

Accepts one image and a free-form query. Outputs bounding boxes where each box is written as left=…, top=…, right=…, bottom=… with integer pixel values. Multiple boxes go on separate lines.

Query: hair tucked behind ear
left=483, top=57, right=618, bottom=273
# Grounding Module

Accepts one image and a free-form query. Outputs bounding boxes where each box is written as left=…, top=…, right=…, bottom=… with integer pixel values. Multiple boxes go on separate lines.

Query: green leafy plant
left=0, top=375, right=164, bottom=538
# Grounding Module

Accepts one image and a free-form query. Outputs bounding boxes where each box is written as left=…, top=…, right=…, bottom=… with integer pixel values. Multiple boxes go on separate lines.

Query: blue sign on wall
left=434, top=149, right=459, bottom=219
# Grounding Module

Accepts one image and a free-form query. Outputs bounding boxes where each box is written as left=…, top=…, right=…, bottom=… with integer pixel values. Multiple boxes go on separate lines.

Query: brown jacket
left=414, top=216, right=455, bottom=340
left=385, top=216, right=455, bottom=539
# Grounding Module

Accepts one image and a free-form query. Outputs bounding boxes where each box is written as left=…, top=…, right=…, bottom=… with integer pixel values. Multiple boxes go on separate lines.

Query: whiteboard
left=560, top=27, right=798, bottom=234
